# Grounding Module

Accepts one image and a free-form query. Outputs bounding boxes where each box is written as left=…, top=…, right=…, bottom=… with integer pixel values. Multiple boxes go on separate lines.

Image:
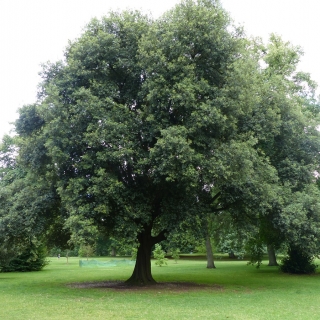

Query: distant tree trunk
left=267, top=244, right=278, bottom=266
left=229, top=251, right=236, bottom=259
left=205, top=236, right=216, bottom=269
left=65, top=250, right=69, bottom=264
left=111, top=247, right=116, bottom=257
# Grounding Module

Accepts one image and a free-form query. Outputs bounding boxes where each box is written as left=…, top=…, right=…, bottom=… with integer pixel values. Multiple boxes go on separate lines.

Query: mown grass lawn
left=1, top=257, right=320, bottom=320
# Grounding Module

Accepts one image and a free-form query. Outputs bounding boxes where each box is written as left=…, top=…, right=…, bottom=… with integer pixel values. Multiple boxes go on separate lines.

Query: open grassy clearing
left=1, top=257, right=320, bottom=320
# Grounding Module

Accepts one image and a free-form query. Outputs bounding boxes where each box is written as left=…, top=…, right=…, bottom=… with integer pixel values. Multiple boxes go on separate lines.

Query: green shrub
left=78, top=244, right=95, bottom=261
left=280, top=246, right=317, bottom=274
left=153, top=244, right=168, bottom=267
left=171, top=248, right=180, bottom=263
left=0, top=244, right=48, bottom=272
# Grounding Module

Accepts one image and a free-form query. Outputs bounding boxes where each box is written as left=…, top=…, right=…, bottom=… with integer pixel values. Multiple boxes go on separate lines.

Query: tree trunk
left=111, top=247, right=116, bottom=257
left=205, top=236, right=216, bottom=269
left=125, top=228, right=156, bottom=286
left=267, top=244, right=278, bottom=266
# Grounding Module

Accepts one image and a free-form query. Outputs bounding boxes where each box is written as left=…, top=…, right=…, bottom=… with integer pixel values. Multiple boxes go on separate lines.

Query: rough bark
left=205, top=236, right=216, bottom=269
left=126, top=238, right=155, bottom=285
left=267, top=244, right=278, bottom=266
left=125, top=227, right=166, bottom=286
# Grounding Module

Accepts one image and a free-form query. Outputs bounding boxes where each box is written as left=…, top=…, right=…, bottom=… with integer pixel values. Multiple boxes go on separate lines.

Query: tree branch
left=151, top=229, right=167, bottom=246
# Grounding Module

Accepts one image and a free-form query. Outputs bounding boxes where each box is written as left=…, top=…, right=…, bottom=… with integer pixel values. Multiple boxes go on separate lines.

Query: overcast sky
left=1, top=0, right=319, bottom=138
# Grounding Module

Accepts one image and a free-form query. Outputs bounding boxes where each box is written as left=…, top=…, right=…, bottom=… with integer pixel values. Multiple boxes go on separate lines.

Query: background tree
left=78, top=244, right=95, bottom=261
left=245, top=35, right=320, bottom=272
left=153, top=244, right=168, bottom=267
left=0, top=135, right=60, bottom=263
left=0, top=131, right=66, bottom=269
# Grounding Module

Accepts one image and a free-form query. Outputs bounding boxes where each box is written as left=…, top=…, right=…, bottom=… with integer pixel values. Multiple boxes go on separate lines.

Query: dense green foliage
left=171, top=248, right=180, bottom=263
left=280, top=246, right=318, bottom=274
left=0, top=243, right=48, bottom=272
left=0, top=134, right=66, bottom=264
left=153, top=244, right=168, bottom=267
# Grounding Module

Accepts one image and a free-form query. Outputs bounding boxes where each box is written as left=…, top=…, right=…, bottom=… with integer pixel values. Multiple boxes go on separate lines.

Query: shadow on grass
left=67, top=280, right=224, bottom=292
